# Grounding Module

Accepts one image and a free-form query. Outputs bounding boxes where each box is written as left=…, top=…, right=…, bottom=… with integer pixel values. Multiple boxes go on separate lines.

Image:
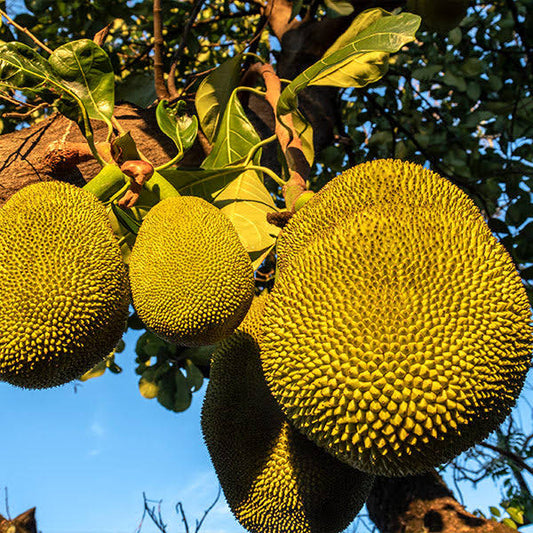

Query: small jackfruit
left=262, top=159, right=532, bottom=476
left=0, top=182, right=130, bottom=389
left=129, top=196, right=254, bottom=346
left=202, top=293, right=374, bottom=533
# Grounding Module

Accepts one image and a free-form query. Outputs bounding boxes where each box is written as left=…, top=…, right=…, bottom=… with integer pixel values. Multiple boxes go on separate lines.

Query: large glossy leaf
left=160, top=166, right=279, bottom=268
left=277, top=9, right=421, bottom=115
left=212, top=169, right=280, bottom=269
left=0, top=41, right=53, bottom=91
left=202, top=88, right=261, bottom=168
left=160, top=166, right=247, bottom=197
left=48, top=39, right=114, bottom=127
left=0, top=41, right=92, bottom=135
left=195, top=54, right=242, bottom=142
left=156, top=99, right=198, bottom=155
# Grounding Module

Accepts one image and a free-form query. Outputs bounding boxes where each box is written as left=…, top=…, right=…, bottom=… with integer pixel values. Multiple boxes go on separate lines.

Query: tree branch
left=153, top=0, right=170, bottom=100
left=167, top=0, right=207, bottom=98
left=479, top=442, right=533, bottom=477
left=251, top=62, right=309, bottom=209
left=0, top=9, right=53, bottom=54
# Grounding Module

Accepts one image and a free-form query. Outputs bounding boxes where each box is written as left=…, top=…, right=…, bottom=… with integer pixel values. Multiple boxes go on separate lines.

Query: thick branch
left=153, top=0, right=170, bottom=100
left=252, top=63, right=309, bottom=209
left=367, top=472, right=518, bottom=533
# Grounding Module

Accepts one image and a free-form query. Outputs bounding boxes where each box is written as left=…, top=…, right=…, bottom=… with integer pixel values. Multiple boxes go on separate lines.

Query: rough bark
left=366, top=472, right=517, bottom=533
left=0, top=507, right=38, bottom=533
left=0, top=103, right=185, bottom=207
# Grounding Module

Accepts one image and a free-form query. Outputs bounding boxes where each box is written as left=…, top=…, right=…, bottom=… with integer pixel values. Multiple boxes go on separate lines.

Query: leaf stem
left=244, top=134, right=277, bottom=166
left=83, top=163, right=126, bottom=201
left=154, top=151, right=184, bottom=172
left=245, top=164, right=287, bottom=187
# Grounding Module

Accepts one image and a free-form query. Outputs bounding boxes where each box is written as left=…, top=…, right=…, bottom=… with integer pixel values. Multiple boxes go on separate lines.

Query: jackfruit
left=129, top=196, right=254, bottom=346
left=406, top=0, right=469, bottom=33
left=0, top=181, right=130, bottom=389
left=262, top=159, right=532, bottom=476
left=202, top=293, right=374, bottom=533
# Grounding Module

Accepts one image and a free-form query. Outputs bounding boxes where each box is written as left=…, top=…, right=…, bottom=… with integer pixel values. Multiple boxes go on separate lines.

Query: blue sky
left=1, top=326, right=532, bottom=533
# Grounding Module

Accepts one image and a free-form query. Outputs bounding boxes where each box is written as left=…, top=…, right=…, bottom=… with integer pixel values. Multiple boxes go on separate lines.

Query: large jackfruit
left=0, top=182, right=130, bottom=389
left=261, top=159, right=532, bottom=476
left=201, top=293, right=373, bottom=533
left=129, top=196, right=254, bottom=346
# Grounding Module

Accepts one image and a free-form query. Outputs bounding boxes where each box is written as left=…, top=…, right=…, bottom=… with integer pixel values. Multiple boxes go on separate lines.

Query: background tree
left=0, top=0, right=532, bottom=531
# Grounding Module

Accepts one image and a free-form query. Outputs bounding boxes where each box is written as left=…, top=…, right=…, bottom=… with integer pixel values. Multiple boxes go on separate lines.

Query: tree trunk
left=366, top=472, right=516, bottom=533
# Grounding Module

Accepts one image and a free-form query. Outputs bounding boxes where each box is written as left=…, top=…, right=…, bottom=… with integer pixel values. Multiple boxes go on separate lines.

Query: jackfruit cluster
left=202, top=293, right=374, bottom=533
left=129, top=196, right=254, bottom=346
left=261, top=159, right=532, bottom=476
left=0, top=181, right=130, bottom=389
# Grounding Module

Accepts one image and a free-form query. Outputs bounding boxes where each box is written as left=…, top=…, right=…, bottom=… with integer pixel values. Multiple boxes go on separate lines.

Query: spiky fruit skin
left=406, top=0, right=469, bottom=33
left=262, top=159, right=532, bottom=476
left=201, top=293, right=374, bottom=533
left=129, top=196, right=254, bottom=346
left=0, top=182, right=130, bottom=389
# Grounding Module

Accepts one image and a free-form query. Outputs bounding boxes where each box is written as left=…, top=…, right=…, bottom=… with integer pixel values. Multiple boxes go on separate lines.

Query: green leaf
left=412, top=64, right=443, bottom=80
left=156, top=369, right=177, bottom=411
left=174, top=369, right=193, bottom=412
left=202, top=88, right=261, bottom=168
left=184, top=359, right=204, bottom=392
left=488, top=218, right=510, bottom=235
left=160, top=166, right=246, bottom=197
left=156, top=99, right=198, bottom=156
left=277, top=9, right=420, bottom=115
left=506, top=507, right=524, bottom=525
left=0, top=41, right=54, bottom=92
left=115, top=339, right=126, bottom=354
left=502, top=518, right=518, bottom=530
left=136, top=331, right=170, bottom=359
left=521, top=265, right=533, bottom=280
left=211, top=169, right=280, bottom=269
left=179, top=345, right=216, bottom=367
left=116, top=73, right=157, bottom=108
left=324, top=0, right=354, bottom=17
left=48, top=39, right=114, bottom=128
left=195, top=54, right=242, bottom=142
left=289, top=0, right=304, bottom=21
left=489, top=506, right=501, bottom=518
left=0, top=41, right=93, bottom=138
left=79, top=359, right=107, bottom=381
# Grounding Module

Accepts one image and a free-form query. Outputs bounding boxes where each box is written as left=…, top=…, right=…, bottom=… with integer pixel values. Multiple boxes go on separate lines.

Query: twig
left=167, top=0, right=207, bottom=98
left=0, top=92, right=31, bottom=107
left=4, top=487, right=10, bottom=520
left=176, top=502, right=190, bottom=533
left=2, top=102, right=48, bottom=119
left=138, top=492, right=167, bottom=533
left=153, top=0, right=170, bottom=100
left=175, top=486, right=221, bottom=533
left=0, top=9, right=53, bottom=54
left=478, top=442, right=533, bottom=477
left=194, top=486, right=221, bottom=532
